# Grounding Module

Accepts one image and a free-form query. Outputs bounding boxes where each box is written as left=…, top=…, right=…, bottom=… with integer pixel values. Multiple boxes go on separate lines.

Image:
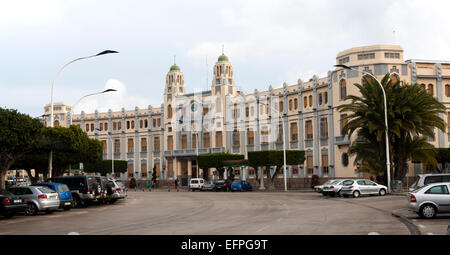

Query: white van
left=189, top=178, right=205, bottom=191
left=409, top=174, right=450, bottom=191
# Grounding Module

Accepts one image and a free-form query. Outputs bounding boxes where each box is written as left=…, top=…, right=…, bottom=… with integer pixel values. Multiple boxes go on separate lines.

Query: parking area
left=2, top=190, right=448, bottom=235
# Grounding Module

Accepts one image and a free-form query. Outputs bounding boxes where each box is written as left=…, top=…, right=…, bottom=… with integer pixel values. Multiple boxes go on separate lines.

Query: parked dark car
left=93, top=176, right=110, bottom=204
left=215, top=179, right=232, bottom=191
left=47, top=176, right=99, bottom=208
left=231, top=180, right=252, bottom=192
left=32, top=182, right=73, bottom=210
left=0, top=189, right=27, bottom=218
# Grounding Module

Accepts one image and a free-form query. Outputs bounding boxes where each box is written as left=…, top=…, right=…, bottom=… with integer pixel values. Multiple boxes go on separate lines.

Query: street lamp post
left=334, top=64, right=391, bottom=193
left=68, top=89, right=117, bottom=126
left=48, top=50, right=119, bottom=178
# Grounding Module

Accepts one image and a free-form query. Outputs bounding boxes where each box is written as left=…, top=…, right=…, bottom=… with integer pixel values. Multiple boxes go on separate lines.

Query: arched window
left=144, top=119, right=148, bottom=128
left=86, top=124, right=89, bottom=132
left=324, top=92, right=328, bottom=104
left=54, top=120, right=60, bottom=127
left=289, top=99, right=293, bottom=111
left=167, top=105, right=173, bottom=119
left=303, top=96, right=307, bottom=108
left=340, top=79, right=347, bottom=100
left=294, top=98, right=298, bottom=110
left=104, top=123, right=108, bottom=131
left=446, top=85, right=450, bottom=97
left=427, top=84, right=434, bottom=95
left=308, top=95, right=313, bottom=107
left=131, top=120, right=135, bottom=129
left=420, top=84, right=426, bottom=91
left=127, top=121, right=130, bottom=129
left=279, top=100, right=284, bottom=113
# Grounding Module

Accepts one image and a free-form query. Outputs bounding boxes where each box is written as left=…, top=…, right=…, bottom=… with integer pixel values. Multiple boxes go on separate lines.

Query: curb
left=391, top=210, right=421, bottom=235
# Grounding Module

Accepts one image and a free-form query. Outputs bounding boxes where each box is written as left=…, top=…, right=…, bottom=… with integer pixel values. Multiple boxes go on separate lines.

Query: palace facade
left=44, top=45, right=450, bottom=185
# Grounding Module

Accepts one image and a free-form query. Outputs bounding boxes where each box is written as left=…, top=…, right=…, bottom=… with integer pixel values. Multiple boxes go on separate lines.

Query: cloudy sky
left=1, top=0, right=450, bottom=117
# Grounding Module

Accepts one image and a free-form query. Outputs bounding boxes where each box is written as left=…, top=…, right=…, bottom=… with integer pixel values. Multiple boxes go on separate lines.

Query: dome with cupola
left=169, top=64, right=181, bottom=71
left=218, top=54, right=229, bottom=62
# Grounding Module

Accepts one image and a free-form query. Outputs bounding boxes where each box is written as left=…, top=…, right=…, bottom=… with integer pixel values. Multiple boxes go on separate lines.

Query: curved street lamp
left=68, top=88, right=118, bottom=126
left=334, top=64, right=391, bottom=193
left=48, top=50, right=119, bottom=178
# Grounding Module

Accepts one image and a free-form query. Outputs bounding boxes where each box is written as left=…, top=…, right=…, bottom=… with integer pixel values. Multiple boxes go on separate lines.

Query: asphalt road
left=0, top=191, right=448, bottom=235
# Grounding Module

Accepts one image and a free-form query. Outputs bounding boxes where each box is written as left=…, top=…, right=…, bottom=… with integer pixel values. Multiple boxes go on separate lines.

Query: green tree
left=83, top=160, right=128, bottom=175
left=197, top=153, right=244, bottom=179
left=434, top=148, right=450, bottom=173
left=338, top=74, right=445, bottom=181
left=247, top=150, right=305, bottom=190
left=0, top=108, right=43, bottom=189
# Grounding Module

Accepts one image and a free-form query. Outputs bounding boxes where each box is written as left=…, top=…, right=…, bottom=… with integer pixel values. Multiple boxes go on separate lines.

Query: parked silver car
left=322, top=179, right=348, bottom=197
left=340, top=179, right=387, bottom=198
left=8, top=186, right=60, bottom=215
left=314, top=180, right=334, bottom=193
left=408, top=182, right=450, bottom=219
left=106, top=179, right=127, bottom=203
left=409, top=174, right=450, bottom=192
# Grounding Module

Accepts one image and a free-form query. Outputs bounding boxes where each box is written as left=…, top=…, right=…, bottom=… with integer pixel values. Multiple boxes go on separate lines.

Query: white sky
left=1, top=0, right=450, bottom=117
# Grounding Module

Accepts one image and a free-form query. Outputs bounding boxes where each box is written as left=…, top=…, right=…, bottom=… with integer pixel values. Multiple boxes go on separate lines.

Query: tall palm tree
left=338, top=74, right=445, bottom=180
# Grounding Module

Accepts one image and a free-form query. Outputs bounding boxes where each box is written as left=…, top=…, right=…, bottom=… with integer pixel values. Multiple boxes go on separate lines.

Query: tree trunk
left=0, top=169, right=7, bottom=189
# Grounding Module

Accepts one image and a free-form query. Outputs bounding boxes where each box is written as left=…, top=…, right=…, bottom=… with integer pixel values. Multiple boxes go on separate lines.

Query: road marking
left=427, top=233, right=434, bottom=235
left=67, top=232, right=80, bottom=235
left=368, top=232, right=380, bottom=235
left=256, top=225, right=270, bottom=233
left=418, top=224, right=425, bottom=228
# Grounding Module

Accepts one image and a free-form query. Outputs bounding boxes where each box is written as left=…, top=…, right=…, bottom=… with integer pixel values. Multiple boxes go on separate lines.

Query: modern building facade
left=44, top=45, right=450, bottom=185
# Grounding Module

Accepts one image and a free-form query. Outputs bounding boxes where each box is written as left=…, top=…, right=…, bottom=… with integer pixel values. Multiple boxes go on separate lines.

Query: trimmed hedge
left=247, top=150, right=305, bottom=167
left=197, top=153, right=244, bottom=170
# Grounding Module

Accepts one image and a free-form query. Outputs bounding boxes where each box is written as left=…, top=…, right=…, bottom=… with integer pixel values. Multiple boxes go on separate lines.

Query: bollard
left=177, top=185, right=179, bottom=192
left=134, top=186, right=136, bottom=192
left=149, top=185, right=151, bottom=192
left=168, top=185, right=170, bottom=192
left=142, top=186, right=145, bottom=192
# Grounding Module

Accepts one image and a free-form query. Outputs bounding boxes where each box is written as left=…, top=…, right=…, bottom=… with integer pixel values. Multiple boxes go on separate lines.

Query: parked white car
left=314, top=180, right=334, bottom=193
left=409, top=174, right=450, bottom=192
left=408, top=182, right=450, bottom=218
left=189, top=178, right=205, bottom=191
left=340, top=179, right=387, bottom=198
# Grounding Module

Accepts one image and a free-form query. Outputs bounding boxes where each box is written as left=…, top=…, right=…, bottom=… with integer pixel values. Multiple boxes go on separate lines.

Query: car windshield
left=38, top=187, right=56, bottom=193
left=332, top=180, right=341, bottom=184
left=0, top=189, right=13, bottom=196
left=216, top=180, right=225, bottom=184
left=116, top=181, right=124, bottom=188
left=191, top=180, right=198, bottom=184
left=324, top=180, right=333, bottom=185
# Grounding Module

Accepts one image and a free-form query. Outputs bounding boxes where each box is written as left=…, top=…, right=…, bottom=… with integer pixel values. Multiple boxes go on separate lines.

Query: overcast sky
left=1, top=0, right=450, bottom=117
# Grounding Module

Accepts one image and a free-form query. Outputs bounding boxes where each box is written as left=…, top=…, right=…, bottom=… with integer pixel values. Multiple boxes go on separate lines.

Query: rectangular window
left=128, top=139, right=134, bottom=153
left=114, top=139, right=120, bottom=154
left=233, top=131, right=240, bottom=146
left=276, top=124, right=283, bottom=144
left=203, top=133, right=210, bottom=148
left=127, top=164, right=134, bottom=177
left=322, top=155, right=329, bottom=176
left=320, top=117, right=328, bottom=138
left=168, top=136, right=173, bottom=150
left=113, top=122, right=117, bottom=131
left=305, top=120, right=313, bottom=140
left=155, top=163, right=160, bottom=178
left=141, top=163, right=147, bottom=176
left=339, top=56, right=349, bottom=64
left=154, top=137, right=160, bottom=151
left=118, top=122, right=121, bottom=130
left=141, top=138, right=147, bottom=152
left=247, top=129, right=254, bottom=145
left=182, top=134, right=187, bottom=149
left=215, top=131, right=222, bottom=147
left=104, top=123, right=108, bottom=131
left=358, top=53, right=375, bottom=60
left=192, top=134, right=197, bottom=148
left=307, top=156, right=313, bottom=175
left=261, top=127, right=269, bottom=144
left=290, top=122, right=298, bottom=141
left=385, top=52, right=400, bottom=59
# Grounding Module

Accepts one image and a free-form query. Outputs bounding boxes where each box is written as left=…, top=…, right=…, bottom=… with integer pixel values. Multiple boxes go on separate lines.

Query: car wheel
left=379, top=189, right=386, bottom=196
left=420, top=204, right=437, bottom=219
left=353, top=190, right=360, bottom=198
left=72, top=197, right=81, bottom=208
left=25, top=203, right=38, bottom=216
left=337, top=190, right=342, bottom=197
